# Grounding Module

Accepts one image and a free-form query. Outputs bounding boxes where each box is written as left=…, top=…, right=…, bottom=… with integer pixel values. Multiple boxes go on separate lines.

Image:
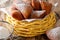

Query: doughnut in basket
left=5, top=0, right=56, bottom=37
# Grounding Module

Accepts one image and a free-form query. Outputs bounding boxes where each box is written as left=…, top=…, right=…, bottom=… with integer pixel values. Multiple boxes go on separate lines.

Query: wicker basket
left=5, top=12, right=56, bottom=37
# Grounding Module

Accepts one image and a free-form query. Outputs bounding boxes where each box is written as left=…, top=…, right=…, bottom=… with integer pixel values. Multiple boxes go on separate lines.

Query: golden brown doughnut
left=40, top=1, right=52, bottom=14
left=11, top=10, right=24, bottom=20
left=31, top=0, right=41, bottom=10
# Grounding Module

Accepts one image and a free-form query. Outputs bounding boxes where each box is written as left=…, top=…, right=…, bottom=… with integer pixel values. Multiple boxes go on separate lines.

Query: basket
left=5, top=12, right=56, bottom=37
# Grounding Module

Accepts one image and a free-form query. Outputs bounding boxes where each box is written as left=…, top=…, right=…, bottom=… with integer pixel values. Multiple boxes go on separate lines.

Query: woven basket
left=5, top=12, right=56, bottom=37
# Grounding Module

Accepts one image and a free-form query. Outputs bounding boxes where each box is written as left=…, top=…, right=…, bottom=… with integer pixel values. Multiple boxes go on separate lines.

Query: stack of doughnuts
left=10, top=0, right=52, bottom=21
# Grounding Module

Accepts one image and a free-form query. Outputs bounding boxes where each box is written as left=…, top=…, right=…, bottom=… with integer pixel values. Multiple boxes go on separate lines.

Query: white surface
left=0, top=0, right=13, bottom=8
left=46, top=27, right=60, bottom=40
left=0, top=0, right=8, bottom=4
left=0, top=26, right=10, bottom=39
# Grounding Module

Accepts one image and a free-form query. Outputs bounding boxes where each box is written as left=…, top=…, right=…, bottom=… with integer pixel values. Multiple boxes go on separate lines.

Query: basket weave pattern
left=5, top=12, right=56, bottom=37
